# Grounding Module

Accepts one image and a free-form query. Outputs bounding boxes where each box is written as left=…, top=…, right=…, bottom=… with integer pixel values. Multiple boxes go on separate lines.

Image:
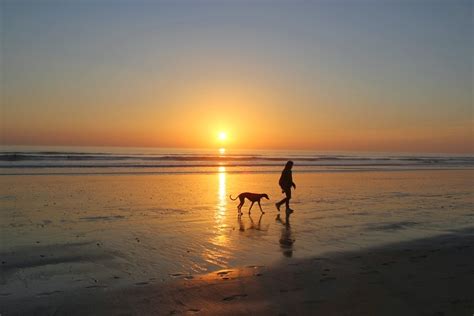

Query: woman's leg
left=276, top=188, right=292, bottom=211
left=276, top=197, right=287, bottom=209
left=284, top=189, right=291, bottom=209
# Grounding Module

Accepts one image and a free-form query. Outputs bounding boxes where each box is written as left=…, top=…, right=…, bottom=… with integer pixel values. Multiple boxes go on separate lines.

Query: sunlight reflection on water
left=216, top=166, right=227, bottom=223
left=204, top=166, right=230, bottom=267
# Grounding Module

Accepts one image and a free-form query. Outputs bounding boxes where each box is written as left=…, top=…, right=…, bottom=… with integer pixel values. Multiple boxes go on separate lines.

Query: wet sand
left=1, top=170, right=473, bottom=315
left=2, top=227, right=473, bottom=315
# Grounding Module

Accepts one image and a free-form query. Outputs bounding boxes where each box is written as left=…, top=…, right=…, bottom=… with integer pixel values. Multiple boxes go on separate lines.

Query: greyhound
left=230, top=192, right=269, bottom=214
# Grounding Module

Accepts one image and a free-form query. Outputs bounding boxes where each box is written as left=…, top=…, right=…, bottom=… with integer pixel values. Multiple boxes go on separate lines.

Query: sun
left=218, top=131, right=227, bottom=141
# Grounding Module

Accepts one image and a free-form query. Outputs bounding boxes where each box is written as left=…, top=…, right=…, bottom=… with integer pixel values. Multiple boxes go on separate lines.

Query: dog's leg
left=237, top=202, right=243, bottom=214
left=257, top=213, right=263, bottom=229
left=258, top=201, right=265, bottom=214
left=248, top=201, right=255, bottom=214
left=237, top=197, right=245, bottom=214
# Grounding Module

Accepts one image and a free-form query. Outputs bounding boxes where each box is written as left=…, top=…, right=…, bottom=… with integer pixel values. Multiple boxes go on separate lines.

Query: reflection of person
left=276, top=213, right=294, bottom=257
left=275, top=161, right=296, bottom=213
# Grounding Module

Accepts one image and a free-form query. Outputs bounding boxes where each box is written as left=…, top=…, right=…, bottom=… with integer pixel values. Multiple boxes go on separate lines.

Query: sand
left=2, top=227, right=473, bottom=316
left=1, top=170, right=473, bottom=315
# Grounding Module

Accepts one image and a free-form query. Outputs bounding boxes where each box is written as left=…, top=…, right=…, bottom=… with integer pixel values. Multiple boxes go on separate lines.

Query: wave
left=1, top=150, right=473, bottom=171
left=2, top=152, right=473, bottom=162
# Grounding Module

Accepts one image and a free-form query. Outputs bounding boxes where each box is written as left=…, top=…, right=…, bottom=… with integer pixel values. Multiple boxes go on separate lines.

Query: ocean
left=1, top=146, right=473, bottom=175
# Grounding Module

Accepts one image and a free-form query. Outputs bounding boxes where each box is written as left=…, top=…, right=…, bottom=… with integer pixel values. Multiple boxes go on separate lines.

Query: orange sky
left=1, top=1, right=472, bottom=153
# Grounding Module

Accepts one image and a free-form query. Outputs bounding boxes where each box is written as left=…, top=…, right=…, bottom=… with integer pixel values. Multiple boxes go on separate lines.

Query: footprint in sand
left=280, top=288, right=302, bottom=293
left=410, top=255, right=427, bottom=261
left=37, top=290, right=63, bottom=296
left=86, top=285, right=107, bottom=289
left=216, top=270, right=232, bottom=276
left=223, top=294, right=248, bottom=301
left=381, top=261, right=391, bottom=266
left=246, top=265, right=265, bottom=268
left=303, top=299, right=326, bottom=304
left=187, top=308, right=200, bottom=313
left=320, top=277, right=336, bottom=282
left=312, top=257, right=327, bottom=262
left=170, top=273, right=192, bottom=278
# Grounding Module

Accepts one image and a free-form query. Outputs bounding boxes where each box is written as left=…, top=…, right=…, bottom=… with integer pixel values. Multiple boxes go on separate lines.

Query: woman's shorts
left=281, top=188, right=291, bottom=199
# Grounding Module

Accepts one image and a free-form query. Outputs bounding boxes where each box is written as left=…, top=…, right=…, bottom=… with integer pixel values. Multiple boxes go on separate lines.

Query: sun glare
left=218, top=132, right=227, bottom=141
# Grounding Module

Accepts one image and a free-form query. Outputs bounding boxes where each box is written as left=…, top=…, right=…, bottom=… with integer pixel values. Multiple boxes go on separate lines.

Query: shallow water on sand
left=1, top=170, right=473, bottom=298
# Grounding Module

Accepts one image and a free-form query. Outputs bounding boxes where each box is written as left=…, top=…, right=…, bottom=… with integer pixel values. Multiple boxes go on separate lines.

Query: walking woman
left=275, top=160, right=296, bottom=214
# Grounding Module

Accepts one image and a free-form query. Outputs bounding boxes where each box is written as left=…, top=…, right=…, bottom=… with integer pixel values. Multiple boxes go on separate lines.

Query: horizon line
left=1, top=143, right=473, bottom=156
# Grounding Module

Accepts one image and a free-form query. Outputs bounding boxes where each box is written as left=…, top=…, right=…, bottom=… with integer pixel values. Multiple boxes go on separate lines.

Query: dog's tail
left=229, top=194, right=238, bottom=201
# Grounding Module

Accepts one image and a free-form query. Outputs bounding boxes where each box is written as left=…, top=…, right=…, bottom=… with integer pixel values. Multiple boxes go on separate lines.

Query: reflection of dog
left=230, top=192, right=269, bottom=214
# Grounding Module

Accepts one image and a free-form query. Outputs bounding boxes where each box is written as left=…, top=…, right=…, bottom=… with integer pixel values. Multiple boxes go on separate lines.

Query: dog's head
left=263, top=194, right=269, bottom=200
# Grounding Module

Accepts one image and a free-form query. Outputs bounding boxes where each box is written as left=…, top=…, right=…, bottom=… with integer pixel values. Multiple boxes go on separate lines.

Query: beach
left=1, top=149, right=473, bottom=315
left=2, top=228, right=473, bottom=315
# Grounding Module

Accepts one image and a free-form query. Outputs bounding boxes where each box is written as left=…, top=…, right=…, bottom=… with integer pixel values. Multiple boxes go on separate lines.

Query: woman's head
left=285, top=160, right=294, bottom=169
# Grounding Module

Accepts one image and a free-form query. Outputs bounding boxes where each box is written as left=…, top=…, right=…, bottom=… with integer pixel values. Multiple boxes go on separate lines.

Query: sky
left=1, top=0, right=472, bottom=153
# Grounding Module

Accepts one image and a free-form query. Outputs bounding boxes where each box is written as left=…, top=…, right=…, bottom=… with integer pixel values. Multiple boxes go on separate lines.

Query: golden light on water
left=219, top=147, right=226, bottom=155
left=215, top=166, right=227, bottom=218
left=202, top=166, right=230, bottom=267
left=213, top=166, right=230, bottom=253
left=218, top=166, right=227, bottom=213
left=216, top=166, right=227, bottom=230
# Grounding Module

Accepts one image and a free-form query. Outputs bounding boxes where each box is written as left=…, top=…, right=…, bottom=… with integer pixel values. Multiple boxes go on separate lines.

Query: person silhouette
left=275, top=160, right=296, bottom=214
left=276, top=213, right=294, bottom=257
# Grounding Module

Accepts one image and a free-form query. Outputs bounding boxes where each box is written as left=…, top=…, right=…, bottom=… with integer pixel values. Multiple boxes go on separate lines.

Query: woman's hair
left=285, top=160, right=294, bottom=169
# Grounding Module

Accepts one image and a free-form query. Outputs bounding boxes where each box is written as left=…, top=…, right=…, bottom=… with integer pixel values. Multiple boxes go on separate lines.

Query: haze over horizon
left=1, top=0, right=472, bottom=154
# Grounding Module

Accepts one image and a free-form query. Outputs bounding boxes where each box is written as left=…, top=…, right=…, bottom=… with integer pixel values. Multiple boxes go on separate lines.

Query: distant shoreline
left=1, top=167, right=473, bottom=177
